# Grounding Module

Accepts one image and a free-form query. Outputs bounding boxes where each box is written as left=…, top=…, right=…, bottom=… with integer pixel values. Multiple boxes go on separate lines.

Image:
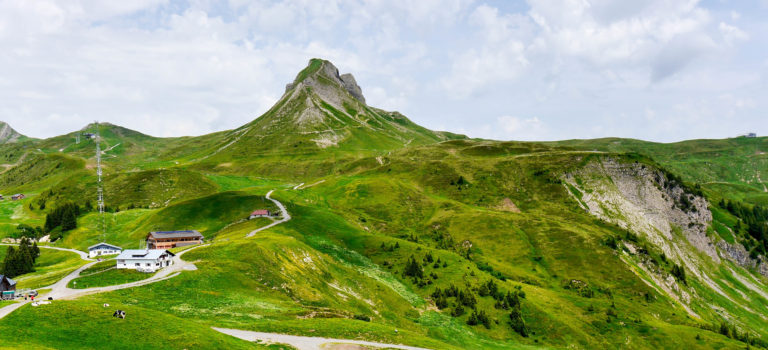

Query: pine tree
left=510, top=307, right=528, bottom=337
left=451, top=303, right=465, bottom=317
left=404, top=255, right=424, bottom=279
left=2, top=246, right=18, bottom=277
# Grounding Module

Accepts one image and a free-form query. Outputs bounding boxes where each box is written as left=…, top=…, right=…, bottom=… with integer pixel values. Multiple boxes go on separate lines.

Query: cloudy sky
left=0, top=0, right=766, bottom=142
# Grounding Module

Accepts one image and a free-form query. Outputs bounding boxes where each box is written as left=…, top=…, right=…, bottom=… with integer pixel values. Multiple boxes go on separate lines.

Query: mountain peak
left=285, top=59, right=366, bottom=104
left=0, top=121, right=24, bottom=144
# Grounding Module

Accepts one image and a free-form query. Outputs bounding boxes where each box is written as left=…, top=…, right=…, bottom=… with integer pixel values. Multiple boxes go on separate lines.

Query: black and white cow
left=112, top=310, right=126, bottom=319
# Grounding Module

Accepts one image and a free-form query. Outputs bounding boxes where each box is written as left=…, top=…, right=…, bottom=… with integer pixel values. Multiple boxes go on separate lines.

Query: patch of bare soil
left=495, top=198, right=521, bottom=213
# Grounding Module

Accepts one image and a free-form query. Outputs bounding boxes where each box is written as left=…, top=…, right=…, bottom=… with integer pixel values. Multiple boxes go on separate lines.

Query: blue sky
left=0, top=0, right=766, bottom=142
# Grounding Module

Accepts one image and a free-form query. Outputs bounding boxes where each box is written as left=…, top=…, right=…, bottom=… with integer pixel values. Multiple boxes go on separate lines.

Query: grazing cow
left=112, top=310, right=126, bottom=319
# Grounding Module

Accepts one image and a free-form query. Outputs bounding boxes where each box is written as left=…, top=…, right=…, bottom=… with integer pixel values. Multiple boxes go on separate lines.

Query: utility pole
left=95, top=121, right=106, bottom=242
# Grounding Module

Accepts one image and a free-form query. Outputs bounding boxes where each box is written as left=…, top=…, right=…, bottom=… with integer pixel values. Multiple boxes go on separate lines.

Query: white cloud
left=719, top=22, right=749, bottom=45
left=494, top=115, right=546, bottom=140
left=441, top=5, right=531, bottom=97
left=0, top=0, right=764, bottom=142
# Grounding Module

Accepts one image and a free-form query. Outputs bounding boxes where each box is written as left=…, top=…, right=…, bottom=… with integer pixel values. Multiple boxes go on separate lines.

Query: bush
left=451, top=303, right=465, bottom=317
left=671, top=264, right=687, bottom=285
left=353, top=314, right=371, bottom=322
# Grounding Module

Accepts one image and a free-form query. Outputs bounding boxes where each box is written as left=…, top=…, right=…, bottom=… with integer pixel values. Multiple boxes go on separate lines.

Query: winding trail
left=50, top=244, right=207, bottom=300
left=0, top=244, right=206, bottom=320
left=1, top=197, right=427, bottom=350
left=246, top=190, right=291, bottom=237
left=213, top=327, right=431, bottom=350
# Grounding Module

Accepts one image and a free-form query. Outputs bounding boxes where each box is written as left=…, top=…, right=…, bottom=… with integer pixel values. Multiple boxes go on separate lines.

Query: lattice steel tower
left=95, top=121, right=106, bottom=240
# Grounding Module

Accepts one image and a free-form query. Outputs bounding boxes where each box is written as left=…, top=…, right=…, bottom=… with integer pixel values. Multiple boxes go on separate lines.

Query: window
left=146, top=263, right=151, bottom=266
left=135, top=263, right=140, bottom=267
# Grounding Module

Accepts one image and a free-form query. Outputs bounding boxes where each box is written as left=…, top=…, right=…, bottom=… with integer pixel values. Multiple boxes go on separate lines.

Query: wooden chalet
left=146, top=230, right=204, bottom=250
left=0, top=275, right=17, bottom=292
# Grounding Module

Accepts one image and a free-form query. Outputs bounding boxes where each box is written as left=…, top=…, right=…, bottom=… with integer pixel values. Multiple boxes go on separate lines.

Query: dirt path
left=212, top=327, right=431, bottom=350
left=50, top=244, right=207, bottom=300
left=246, top=190, right=291, bottom=237
left=0, top=244, right=206, bottom=319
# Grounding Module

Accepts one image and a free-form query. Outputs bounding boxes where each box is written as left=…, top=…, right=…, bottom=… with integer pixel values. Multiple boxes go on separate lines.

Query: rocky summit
left=0, top=121, right=23, bottom=144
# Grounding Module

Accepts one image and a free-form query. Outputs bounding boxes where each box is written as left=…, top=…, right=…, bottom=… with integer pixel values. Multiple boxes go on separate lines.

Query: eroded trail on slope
left=246, top=190, right=291, bottom=237
left=213, top=327, right=431, bottom=350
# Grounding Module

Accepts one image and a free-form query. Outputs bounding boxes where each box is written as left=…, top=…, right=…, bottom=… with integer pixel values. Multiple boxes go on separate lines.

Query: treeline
left=696, top=321, right=768, bottom=348
left=1, top=238, right=40, bottom=278
left=719, top=200, right=768, bottom=255
left=43, top=202, right=81, bottom=241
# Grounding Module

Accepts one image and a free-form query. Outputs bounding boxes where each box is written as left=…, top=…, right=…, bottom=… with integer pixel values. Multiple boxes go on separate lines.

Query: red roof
left=251, top=210, right=270, bottom=216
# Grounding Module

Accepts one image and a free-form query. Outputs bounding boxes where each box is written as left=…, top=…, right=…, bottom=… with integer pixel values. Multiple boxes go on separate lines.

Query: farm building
left=250, top=210, right=271, bottom=219
left=0, top=275, right=17, bottom=293
left=11, top=194, right=25, bottom=201
left=146, top=230, right=204, bottom=250
left=88, top=242, right=123, bottom=258
left=116, top=249, right=175, bottom=272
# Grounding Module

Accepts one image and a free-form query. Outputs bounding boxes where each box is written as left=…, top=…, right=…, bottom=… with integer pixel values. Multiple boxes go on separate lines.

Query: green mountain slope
left=0, top=60, right=766, bottom=350
left=0, top=121, right=27, bottom=144
left=550, top=137, right=768, bottom=205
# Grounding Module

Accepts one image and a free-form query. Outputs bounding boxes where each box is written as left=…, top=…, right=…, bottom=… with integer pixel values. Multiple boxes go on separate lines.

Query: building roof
left=87, top=242, right=123, bottom=251
left=147, top=230, right=203, bottom=239
left=251, top=210, right=270, bottom=216
left=0, top=275, right=16, bottom=286
left=116, top=249, right=175, bottom=260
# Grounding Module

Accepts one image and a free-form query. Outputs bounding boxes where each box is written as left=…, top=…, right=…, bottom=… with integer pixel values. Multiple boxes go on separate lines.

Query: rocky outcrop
left=564, top=157, right=717, bottom=263
left=285, top=60, right=366, bottom=106
left=0, top=121, right=22, bottom=144
left=339, top=73, right=365, bottom=104
left=717, top=240, right=768, bottom=277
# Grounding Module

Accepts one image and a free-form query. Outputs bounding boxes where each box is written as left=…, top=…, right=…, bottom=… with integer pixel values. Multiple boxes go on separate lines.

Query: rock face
left=565, top=156, right=768, bottom=279
left=285, top=60, right=366, bottom=105
left=0, top=121, right=22, bottom=144
left=716, top=240, right=768, bottom=277
left=564, top=157, right=717, bottom=263
left=339, top=73, right=365, bottom=104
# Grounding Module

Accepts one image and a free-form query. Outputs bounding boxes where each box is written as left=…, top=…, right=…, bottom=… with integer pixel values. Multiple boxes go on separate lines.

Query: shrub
left=353, top=314, right=371, bottom=322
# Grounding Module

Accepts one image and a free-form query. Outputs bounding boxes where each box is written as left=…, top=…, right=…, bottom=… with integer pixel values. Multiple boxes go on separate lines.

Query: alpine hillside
left=0, top=59, right=766, bottom=350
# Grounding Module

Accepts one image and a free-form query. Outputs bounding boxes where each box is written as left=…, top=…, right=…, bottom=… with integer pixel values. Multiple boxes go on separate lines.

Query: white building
left=116, top=249, right=175, bottom=272
left=88, top=242, right=122, bottom=258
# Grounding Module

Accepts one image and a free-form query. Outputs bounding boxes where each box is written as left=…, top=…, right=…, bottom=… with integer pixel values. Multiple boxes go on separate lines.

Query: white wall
left=116, top=257, right=173, bottom=271
left=89, top=248, right=121, bottom=258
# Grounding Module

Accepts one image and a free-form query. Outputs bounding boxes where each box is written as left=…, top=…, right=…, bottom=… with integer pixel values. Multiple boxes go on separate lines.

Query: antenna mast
left=95, top=121, right=106, bottom=241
